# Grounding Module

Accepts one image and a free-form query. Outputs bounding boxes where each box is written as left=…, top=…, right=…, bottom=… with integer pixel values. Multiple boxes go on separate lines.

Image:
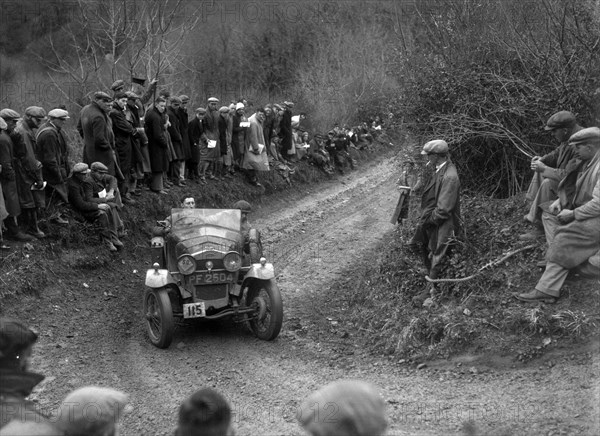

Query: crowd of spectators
left=0, top=79, right=385, bottom=251
left=0, top=317, right=388, bottom=436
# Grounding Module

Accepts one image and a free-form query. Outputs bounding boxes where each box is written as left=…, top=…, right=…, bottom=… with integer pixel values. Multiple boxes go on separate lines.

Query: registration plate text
left=183, top=302, right=206, bottom=319
left=189, top=272, right=234, bottom=284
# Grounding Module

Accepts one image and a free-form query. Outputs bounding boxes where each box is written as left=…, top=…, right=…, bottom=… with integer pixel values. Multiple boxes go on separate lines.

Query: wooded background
left=1, top=0, right=599, bottom=196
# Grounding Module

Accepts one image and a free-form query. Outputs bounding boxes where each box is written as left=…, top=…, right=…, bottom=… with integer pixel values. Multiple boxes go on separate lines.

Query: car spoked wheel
left=247, top=279, right=283, bottom=341
left=144, top=288, right=175, bottom=349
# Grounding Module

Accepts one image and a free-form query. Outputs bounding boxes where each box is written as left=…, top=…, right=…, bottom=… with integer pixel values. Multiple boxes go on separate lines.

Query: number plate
left=183, top=302, right=206, bottom=319
left=189, top=272, right=234, bottom=284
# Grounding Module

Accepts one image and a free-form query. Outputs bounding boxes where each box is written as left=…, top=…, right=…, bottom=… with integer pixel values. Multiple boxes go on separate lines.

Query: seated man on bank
left=516, top=127, right=600, bottom=303
left=67, top=163, right=124, bottom=252
left=520, top=111, right=583, bottom=241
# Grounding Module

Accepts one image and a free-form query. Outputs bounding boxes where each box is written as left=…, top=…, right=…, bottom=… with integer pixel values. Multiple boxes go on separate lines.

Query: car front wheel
left=247, top=279, right=283, bottom=340
left=143, top=287, right=174, bottom=349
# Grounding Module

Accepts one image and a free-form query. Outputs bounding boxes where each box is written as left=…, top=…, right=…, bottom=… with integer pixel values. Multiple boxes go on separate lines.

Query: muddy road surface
left=4, top=157, right=598, bottom=435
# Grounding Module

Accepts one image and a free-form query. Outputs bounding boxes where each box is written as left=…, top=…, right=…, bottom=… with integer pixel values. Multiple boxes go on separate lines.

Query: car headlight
left=177, top=254, right=196, bottom=275
left=223, top=252, right=242, bottom=272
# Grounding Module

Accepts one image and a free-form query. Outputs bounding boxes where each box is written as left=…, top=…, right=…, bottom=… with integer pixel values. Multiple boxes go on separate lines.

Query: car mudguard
left=243, top=262, right=275, bottom=281
left=145, top=269, right=177, bottom=288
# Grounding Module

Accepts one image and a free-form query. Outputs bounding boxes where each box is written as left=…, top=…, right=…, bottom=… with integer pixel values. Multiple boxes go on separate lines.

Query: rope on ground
left=425, top=244, right=537, bottom=283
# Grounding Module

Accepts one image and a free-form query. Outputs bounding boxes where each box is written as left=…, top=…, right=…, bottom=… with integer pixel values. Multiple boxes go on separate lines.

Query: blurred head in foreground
left=175, top=388, right=234, bottom=436
left=297, top=380, right=387, bottom=436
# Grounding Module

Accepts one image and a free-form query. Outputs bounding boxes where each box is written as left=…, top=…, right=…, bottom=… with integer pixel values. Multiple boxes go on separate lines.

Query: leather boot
left=5, top=217, right=35, bottom=242
left=27, top=209, right=45, bottom=239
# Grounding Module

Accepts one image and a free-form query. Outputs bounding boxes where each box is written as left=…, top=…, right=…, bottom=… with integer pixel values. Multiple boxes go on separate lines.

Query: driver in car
left=153, top=195, right=195, bottom=236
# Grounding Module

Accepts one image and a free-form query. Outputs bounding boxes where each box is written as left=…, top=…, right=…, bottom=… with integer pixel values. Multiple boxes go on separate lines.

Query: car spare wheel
left=143, top=287, right=175, bottom=349
left=247, top=279, right=283, bottom=340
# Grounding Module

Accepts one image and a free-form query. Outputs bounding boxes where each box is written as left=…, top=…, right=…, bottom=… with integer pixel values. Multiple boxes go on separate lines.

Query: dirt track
left=4, top=157, right=599, bottom=435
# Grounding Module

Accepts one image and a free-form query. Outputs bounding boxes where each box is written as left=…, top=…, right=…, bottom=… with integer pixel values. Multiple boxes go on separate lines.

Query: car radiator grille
left=195, top=285, right=228, bottom=301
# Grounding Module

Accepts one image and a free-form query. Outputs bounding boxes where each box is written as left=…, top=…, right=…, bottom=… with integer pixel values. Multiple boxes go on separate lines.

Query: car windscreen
left=170, top=209, right=241, bottom=232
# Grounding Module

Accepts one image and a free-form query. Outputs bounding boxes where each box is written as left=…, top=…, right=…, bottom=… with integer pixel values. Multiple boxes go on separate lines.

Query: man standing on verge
left=516, top=127, right=600, bottom=303
left=78, top=92, right=118, bottom=177
left=279, top=101, right=293, bottom=160
left=14, top=107, right=47, bottom=238
left=242, top=108, right=269, bottom=187
left=0, top=112, right=35, bottom=242
left=109, top=91, right=137, bottom=204
left=520, top=111, right=583, bottom=241
left=35, top=109, right=71, bottom=225
left=145, top=97, right=170, bottom=194
left=409, top=139, right=461, bottom=307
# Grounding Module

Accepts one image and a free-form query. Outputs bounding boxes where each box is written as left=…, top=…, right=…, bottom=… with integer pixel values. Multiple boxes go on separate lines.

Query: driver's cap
left=233, top=200, right=251, bottom=212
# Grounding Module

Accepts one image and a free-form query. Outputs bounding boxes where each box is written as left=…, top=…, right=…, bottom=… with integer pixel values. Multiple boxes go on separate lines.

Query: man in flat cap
left=520, top=111, right=583, bottom=241
left=109, top=91, right=138, bottom=204
left=13, top=107, right=47, bottom=238
left=297, top=380, right=387, bottom=436
left=78, top=92, right=118, bottom=178
left=167, top=96, right=186, bottom=186
left=125, top=91, right=148, bottom=195
left=87, top=162, right=126, bottom=240
left=144, top=97, right=170, bottom=193
left=67, top=162, right=123, bottom=251
left=231, top=102, right=248, bottom=169
left=409, top=139, right=461, bottom=306
left=35, top=109, right=71, bottom=225
left=0, top=317, right=59, bottom=432
left=278, top=101, right=293, bottom=160
left=202, top=97, right=221, bottom=180
left=177, top=95, right=193, bottom=182
left=0, top=109, right=36, bottom=242
left=516, top=127, right=600, bottom=303
left=188, top=107, right=208, bottom=183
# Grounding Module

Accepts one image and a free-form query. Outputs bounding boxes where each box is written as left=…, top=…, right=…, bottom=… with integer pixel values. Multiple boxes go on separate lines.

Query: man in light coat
left=409, top=139, right=461, bottom=306
left=516, top=127, right=600, bottom=303
left=242, top=108, right=269, bottom=187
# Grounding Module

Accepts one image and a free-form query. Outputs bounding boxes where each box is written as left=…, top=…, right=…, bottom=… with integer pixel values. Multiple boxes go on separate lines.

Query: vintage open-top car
left=144, top=208, right=283, bottom=348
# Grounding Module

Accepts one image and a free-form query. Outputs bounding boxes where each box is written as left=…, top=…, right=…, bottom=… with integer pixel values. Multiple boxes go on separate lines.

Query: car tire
left=143, top=287, right=175, bottom=349
left=247, top=279, right=283, bottom=341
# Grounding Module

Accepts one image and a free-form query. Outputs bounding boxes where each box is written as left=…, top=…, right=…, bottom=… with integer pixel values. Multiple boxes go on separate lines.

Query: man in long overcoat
left=409, top=139, right=461, bottom=306
left=109, top=91, right=138, bottom=203
left=516, top=127, right=600, bottom=303
left=78, top=91, right=117, bottom=176
left=0, top=110, right=35, bottom=242
left=278, top=101, right=293, bottom=159
left=144, top=97, right=170, bottom=193
left=14, top=107, right=46, bottom=238
left=242, top=108, right=269, bottom=187
left=167, top=97, right=185, bottom=186
left=36, top=109, right=71, bottom=222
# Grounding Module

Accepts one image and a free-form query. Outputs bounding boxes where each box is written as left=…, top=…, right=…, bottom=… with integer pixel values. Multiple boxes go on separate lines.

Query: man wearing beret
left=409, top=139, right=461, bottom=306
left=78, top=91, right=118, bottom=177
left=35, top=109, right=71, bottom=225
left=110, top=91, right=138, bottom=204
left=125, top=91, right=149, bottom=195
left=0, top=109, right=36, bottom=242
left=67, top=162, right=123, bottom=251
left=520, top=111, right=583, bottom=241
left=516, top=127, right=600, bottom=303
left=14, top=107, right=47, bottom=238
